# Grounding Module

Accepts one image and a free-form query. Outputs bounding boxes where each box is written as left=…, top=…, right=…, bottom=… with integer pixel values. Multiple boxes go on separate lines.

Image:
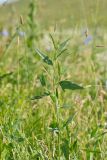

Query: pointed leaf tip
left=35, top=48, right=53, bottom=66
left=59, top=80, right=84, bottom=90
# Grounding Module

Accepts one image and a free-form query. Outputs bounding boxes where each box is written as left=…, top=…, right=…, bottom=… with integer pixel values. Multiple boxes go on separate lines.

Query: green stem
left=53, top=59, right=61, bottom=159
left=56, top=96, right=60, bottom=160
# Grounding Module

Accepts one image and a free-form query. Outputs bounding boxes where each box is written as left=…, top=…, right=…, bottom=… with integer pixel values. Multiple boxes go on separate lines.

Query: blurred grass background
left=0, top=0, right=107, bottom=29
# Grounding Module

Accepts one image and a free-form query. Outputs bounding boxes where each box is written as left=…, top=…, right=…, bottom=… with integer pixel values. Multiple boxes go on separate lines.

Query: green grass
left=0, top=0, right=107, bottom=159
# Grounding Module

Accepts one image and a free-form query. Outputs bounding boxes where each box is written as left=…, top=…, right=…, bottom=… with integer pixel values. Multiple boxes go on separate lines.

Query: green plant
left=31, top=34, right=84, bottom=159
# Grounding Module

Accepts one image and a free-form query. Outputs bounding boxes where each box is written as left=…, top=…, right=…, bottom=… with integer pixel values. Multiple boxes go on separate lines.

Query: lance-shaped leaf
left=49, top=33, right=57, bottom=50
left=55, top=38, right=70, bottom=60
left=35, top=48, right=53, bottom=65
left=56, top=48, right=67, bottom=60
left=59, top=80, right=84, bottom=90
left=31, top=92, right=50, bottom=100
left=59, top=38, right=70, bottom=51
left=43, top=56, right=53, bottom=65
left=39, top=74, right=46, bottom=86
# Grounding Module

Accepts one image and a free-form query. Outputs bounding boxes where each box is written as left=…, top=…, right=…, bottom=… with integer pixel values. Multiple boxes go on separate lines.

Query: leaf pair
left=56, top=38, right=70, bottom=59
left=50, top=34, right=70, bottom=59
left=31, top=80, right=84, bottom=100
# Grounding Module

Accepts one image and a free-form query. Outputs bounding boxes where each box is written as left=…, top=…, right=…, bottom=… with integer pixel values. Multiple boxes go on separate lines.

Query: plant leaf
left=59, top=80, right=84, bottom=90
left=43, top=56, right=53, bottom=65
left=39, top=74, right=46, bottom=86
left=59, top=38, right=70, bottom=51
left=49, top=33, right=57, bottom=50
left=55, top=38, right=70, bottom=60
left=31, top=92, right=50, bottom=100
left=35, top=48, right=53, bottom=65
left=35, top=48, right=45, bottom=59
left=56, top=48, right=67, bottom=59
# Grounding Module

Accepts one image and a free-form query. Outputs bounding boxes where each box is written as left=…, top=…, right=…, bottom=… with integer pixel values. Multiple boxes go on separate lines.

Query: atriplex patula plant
left=31, top=34, right=84, bottom=159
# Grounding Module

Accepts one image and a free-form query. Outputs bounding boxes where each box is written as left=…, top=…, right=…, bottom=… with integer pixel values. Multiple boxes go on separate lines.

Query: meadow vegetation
left=0, top=0, right=107, bottom=159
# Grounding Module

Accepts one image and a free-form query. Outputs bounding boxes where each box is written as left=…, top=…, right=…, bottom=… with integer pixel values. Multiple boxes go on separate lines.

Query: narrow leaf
left=56, top=48, right=67, bottom=59
left=39, top=74, right=46, bottom=86
left=35, top=48, right=45, bottom=59
left=43, top=56, right=53, bottom=65
left=59, top=80, right=84, bottom=90
left=49, top=33, right=57, bottom=50
left=35, top=48, right=53, bottom=65
left=31, top=92, right=50, bottom=100
left=59, top=38, right=70, bottom=51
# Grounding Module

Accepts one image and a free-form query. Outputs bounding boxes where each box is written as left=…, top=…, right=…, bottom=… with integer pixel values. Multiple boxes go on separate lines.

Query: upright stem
left=56, top=98, right=60, bottom=160
left=53, top=61, right=61, bottom=159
